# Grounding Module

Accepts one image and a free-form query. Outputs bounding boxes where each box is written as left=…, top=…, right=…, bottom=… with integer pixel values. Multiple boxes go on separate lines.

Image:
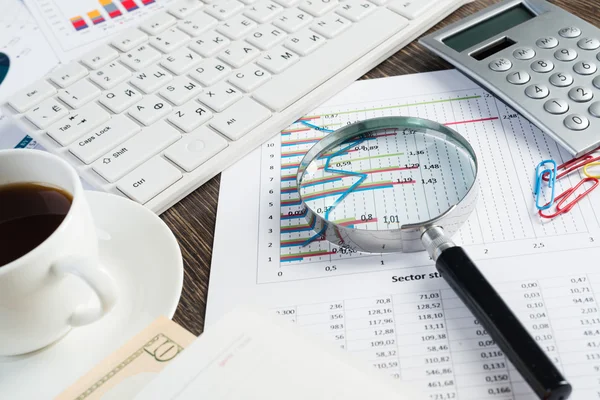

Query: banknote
left=56, top=316, right=196, bottom=400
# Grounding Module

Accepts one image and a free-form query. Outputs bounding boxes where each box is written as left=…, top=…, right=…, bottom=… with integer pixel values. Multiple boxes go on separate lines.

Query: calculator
left=420, top=0, right=600, bottom=156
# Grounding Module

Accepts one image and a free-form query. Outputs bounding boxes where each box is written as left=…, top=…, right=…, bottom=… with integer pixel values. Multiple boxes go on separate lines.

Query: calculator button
left=559, top=27, right=581, bottom=39
left=549, top=72, right=573, bottom=87
left=564, top=114, right=589, bottom=130
left=513, top=47, right=535, bottom=60
left=573, top=61, right=597, bottom=75
left=536, top=37, right=558, bottom=49
left=554, top=48, right=577, bottom=62
left=531, top=59, right=554, bottom=73
left=488, top=58, right=511, bottom=72
left=506, top=70, right=530, bottom=85
left=568, top=86, right=594, bottom=103
left=593, top=75, right=600, bottom=89
left=589, top=102, right=600, bottom=118
left=544, top=98, right=569, bottom=115
left=525, top=84, right=549, bottom=99
left=578, top=37, right=600, bottom=50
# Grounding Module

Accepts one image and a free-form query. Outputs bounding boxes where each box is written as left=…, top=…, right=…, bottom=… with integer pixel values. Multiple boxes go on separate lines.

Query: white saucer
left=0, top=191, right=184, bottom=399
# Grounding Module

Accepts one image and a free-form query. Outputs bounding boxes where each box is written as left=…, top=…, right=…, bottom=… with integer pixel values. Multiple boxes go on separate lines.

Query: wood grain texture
left=163, top=0, right=600, bottom=336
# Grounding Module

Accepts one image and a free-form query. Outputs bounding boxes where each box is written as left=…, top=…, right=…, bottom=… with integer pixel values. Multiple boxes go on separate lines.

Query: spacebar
left=252, top=8, right=408, bottom=112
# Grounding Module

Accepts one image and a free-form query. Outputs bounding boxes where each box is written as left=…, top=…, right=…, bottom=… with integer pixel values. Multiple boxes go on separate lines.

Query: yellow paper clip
left=583, top=162, right=600, bottom=178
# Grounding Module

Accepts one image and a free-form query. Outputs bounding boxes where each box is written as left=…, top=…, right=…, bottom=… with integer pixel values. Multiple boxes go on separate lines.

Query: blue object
left=534, top=159, right=557, bottom=210
left=299, top=120, right=335, bottom=133
left=0, top=52, right=9, bottom=88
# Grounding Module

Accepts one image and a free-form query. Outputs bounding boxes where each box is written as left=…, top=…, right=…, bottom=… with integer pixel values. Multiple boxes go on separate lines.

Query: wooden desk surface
left=164, top=0, right=600, bottom=336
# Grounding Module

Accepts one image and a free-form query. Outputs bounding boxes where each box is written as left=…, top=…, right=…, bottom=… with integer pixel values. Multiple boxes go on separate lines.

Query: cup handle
left=52, top=256, right=118, bottom=327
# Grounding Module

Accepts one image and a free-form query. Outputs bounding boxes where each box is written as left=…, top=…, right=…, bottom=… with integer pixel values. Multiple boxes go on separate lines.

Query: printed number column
left=542, top=274, right=600, bottom=398
left=442, top=289, right=514, bottom=399
left=393, top=290, right=456, bottom=399
left=295, top=301, right=347, bottom=350
left=344, top=296, right=400, bottom=379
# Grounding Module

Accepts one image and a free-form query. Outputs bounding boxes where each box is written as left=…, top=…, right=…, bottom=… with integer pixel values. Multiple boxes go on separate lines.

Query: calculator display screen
left=443, top=4, right=535, bottom=53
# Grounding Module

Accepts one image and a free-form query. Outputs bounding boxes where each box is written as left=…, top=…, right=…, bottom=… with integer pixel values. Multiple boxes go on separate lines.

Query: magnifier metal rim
left=296, top=116, right=479, bottom=253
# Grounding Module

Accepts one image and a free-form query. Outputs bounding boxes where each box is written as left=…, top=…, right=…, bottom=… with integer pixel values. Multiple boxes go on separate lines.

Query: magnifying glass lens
left=299, top=126, right=477, bottom=228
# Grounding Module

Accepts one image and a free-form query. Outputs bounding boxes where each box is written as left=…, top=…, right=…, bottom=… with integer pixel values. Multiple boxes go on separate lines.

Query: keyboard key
left=69, top=115, right=141, bottom=164
left=311, top=14, right=351, bottom=38
left=254, top=8, right=407, bottom=111
left=189, top=30, right=231, bottom=57
left=189, top=59, right=232, bottom=86
left=92, top=120, right=181, bottom=182
left=554, top=48, right=577, bottom=62
left=159, top=76, right=203, bottom=106
left=111, top=29, right=148, bottom=52
left=168, top=101, right=213, bottom=132
left=564, top=114, right=589, bottom=131
left=198, top=81, right=243, bottom=112
left=177, top=12, right=218, bottom=37
left=140, top=12, right=177, bottom=36
left=47, top=103, right=110, bottom=145
left=549, top=72, right=573, bottom=87
left=573, top=61, right=597, bottom=75
left=80, top=45, right=119, bottom=70
left=165, top=126, right=228, bottom=171
left=58, top=79, right=102, bottom=108
left=168, top=0, right=203, bottom=18
left=273, top=0, right=301, bottom=6
left=128, top=94, right=173, bottom=126
left=578, top=37, right=600, bottom=51
left=90, top=62, right=132, bottom=90
left=298, top=0, right=338, bottom=17
left=8, top=80, right=57, bottom=113
left=205, top=1, right=244, bottom=20
left=568, top=86, right=593, bottom=102
left=272, top=9, right=313, bottom=33
left=121, top=44, right=162, bottom=70
left=160, top=48, right=202, bottom=75
left=284, top=28, right=325, bottom=55
left=48, top=62, right=88, bottom=88
left=525, top=84, right=549, bottom=99
left=240, top=0, right=259, bottom=4
left=150, top=28, right=191, bottom=53
left=243, top=1, right=284, bottom=23
left=257, top=46, right=299, bottom=73
left=25, top=98, right=69, bottom=129
left=387, top=0, right=432, bottom=19
left=228, top=63, right=271, bottom=92
left=117, top=156, right=183, bottom=204
left=210, top=97, right=271, bottom=140
left=130, top=65, right=174, bottom=94
left=336, top=0, right=375, bottom=21
left=219, top=41, right=260, bottom=68
left=99, top=83, right=143, bottom=113
left=216, top=14, right=257, bottom=40
left=246, top=24, right=287, bottom=50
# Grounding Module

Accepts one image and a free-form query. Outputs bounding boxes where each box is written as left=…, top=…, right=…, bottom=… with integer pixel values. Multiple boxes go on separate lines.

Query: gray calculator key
left=568, top=86, right=593, bottom=102
left=578, top=37, right=600, bottom=50
left=554, top=48, right=577, bottom=61
left=549, top=72, right=573, bottom=87
left=513, top=47, right=535, bottom=60
left=559, top=27, right=582, bottom=39
left=536, top=37, right=558, bottom=49
left=589, top=102, right=600, bottom=118
left=525, top=84, right=549, bottom=99
left=531, top=59, right=554, bottom=73
left=593, top=76, right=600, bottom=89
left=544, top=99, right=569, bottom=115
left=564, top=114, right=589, bottom=130
left=573, top=61, right=597, bottom=75
left=506, top=70, right=530, bottom=85
left=489, top=58, right=512, bottom=72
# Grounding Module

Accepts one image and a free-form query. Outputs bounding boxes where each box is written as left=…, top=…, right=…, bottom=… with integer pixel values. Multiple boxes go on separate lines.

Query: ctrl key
left=117, top=156, right=182, bottom=204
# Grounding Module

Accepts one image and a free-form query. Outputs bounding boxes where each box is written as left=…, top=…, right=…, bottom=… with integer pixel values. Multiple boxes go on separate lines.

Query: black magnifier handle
left=436, top=247, right=572, bottom=400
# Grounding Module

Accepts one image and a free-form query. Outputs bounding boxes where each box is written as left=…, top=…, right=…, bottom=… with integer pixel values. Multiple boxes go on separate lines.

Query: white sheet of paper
left=135, top=307, right=424, bottom=400
left=208, top=70, right=600, bottom=399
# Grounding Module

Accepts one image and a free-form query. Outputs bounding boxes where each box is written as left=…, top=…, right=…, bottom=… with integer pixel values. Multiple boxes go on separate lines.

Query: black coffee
left=0, top=183, right=73, bottom=267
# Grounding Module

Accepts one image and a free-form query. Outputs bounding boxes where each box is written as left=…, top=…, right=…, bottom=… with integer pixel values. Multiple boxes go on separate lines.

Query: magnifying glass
left=296, top=116, right=571, bottom=400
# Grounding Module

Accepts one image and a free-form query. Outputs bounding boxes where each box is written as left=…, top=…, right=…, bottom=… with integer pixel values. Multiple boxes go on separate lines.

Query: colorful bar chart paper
left=100, top=0, right=122, bottom=18
left=141, top=0, right=155, bottom=4
left=70, top=16, right=88, bottom=31
left=120, top=0, right=139, bottom=12
left=87, top=9, right=105, bottom=25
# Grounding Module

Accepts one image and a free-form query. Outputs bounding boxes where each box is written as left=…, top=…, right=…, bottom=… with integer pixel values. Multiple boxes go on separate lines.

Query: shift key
left=92, top=120, right=181, bottom=183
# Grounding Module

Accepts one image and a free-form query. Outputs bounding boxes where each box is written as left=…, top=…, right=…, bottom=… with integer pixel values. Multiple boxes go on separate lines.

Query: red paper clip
left=539, top=177, right=599, bottom=219
left=542, top=146, right=600, bottom=181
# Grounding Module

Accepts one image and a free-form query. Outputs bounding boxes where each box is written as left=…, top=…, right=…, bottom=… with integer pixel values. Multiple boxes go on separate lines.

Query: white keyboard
left=2, top=0, right=470, bottom=214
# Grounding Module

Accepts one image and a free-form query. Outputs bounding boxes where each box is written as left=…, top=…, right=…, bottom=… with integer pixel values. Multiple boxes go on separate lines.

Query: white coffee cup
left=0, top=149, right=118, bottom=356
